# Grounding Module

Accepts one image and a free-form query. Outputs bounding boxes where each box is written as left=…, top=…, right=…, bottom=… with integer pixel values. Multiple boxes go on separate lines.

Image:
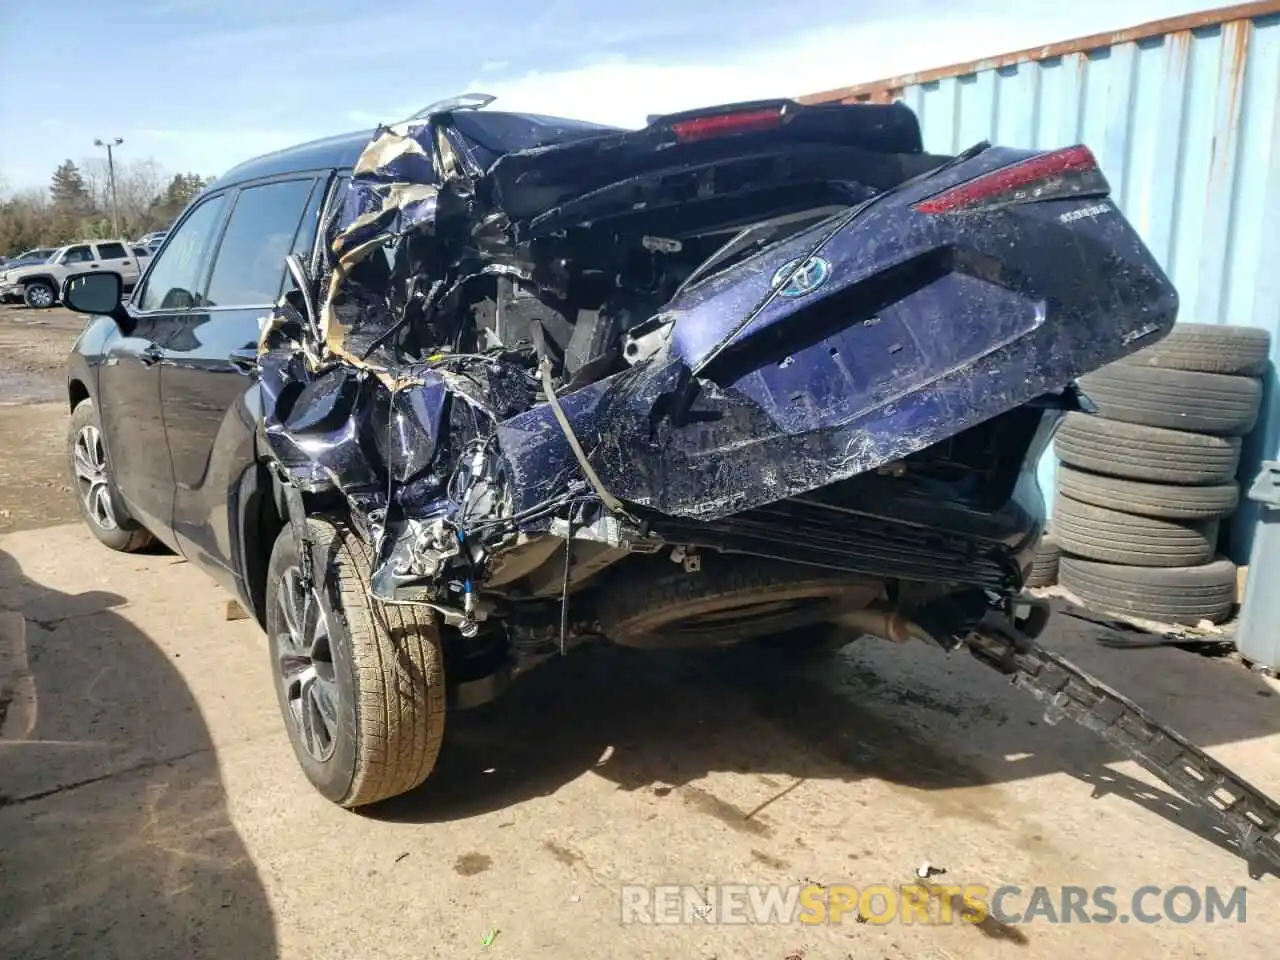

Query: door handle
left=139, top=343, right=164, bottom=366
left=229, top=348, right=260, bottom=375
left=89, top=264, right=100, bottom=269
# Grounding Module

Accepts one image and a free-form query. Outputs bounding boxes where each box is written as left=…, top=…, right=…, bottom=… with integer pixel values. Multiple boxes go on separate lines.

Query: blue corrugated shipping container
left=803, top=1, right=1280, bottom=560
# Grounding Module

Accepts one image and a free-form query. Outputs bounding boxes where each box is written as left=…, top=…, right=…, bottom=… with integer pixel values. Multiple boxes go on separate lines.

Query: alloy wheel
left=26, top=284, right=53, bottom=308
left=72, top=425, right=118, bottom=530
left=275, top=566, right=340, bottom=762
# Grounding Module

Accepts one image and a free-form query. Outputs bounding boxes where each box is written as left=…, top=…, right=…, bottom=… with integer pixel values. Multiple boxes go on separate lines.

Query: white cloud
left=179, top=3, right=1202, bottom=179
left=461, top=3, right=1206, bottom=128
left=4, top=0, right=1209, bottom=188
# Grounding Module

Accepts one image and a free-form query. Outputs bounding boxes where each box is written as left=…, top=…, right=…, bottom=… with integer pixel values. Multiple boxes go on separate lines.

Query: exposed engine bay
left=254, top=93, right=1178, bottom=692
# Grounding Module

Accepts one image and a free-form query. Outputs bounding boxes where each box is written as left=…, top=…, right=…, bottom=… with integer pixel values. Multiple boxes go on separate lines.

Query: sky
left=0, top=0, right=1215, bottom=191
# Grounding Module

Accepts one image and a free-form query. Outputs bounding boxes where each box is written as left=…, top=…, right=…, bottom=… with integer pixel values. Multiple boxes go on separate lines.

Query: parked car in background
left=0, top=247, right=58, bottom=271
left=0, top=240, right=152, bottom=308
left=137, top=230, right=168, bottom=248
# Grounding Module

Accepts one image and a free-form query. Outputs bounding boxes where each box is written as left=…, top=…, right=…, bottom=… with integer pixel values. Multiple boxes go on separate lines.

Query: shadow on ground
left=373, top=599, right=1280, bottom=873
left=0, top=546, right=276, bottom=959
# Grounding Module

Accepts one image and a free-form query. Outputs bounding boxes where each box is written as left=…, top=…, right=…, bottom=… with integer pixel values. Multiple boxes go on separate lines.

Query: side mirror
left=62, top=272, right=127, bottom=323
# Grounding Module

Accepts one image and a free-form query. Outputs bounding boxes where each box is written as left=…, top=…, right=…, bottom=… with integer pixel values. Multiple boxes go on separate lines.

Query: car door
left=59, top=244, right=95, bottom=276
left=161, top=172, right=330, bottom=589
left=94, top=240, right=139, bottom=288
left=97, top=192, right=231, bottom=546
left=62, top=244, right=94, bottom=264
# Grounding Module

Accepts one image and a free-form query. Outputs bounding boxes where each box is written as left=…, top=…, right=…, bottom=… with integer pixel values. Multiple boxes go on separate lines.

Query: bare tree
left=1, top=155, right=215, bottom=254
left=80, top=157, right=112, bottom=214
left=80, top=156, right=167, bottom=237
left=0, top=188, right=56, bottom=254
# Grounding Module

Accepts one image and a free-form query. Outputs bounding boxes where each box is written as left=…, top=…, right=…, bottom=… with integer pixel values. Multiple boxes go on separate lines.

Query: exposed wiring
left=559, top=509, right=573, bottom=656
left=361, top=275, right=440, bottom=360
left=529, top=322, right=629, bottom=517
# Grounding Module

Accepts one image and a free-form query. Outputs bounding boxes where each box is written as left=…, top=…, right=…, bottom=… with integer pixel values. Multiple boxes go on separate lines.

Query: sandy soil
left=0, top=307, right=84, bottom=534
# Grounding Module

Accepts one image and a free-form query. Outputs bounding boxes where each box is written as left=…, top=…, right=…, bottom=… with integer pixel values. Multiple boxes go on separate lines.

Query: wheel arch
left=235, top=458, right=286, bottom=630
left=235, top=455, right=350, bottom=631
left=68, top=378, right=90, bottom=411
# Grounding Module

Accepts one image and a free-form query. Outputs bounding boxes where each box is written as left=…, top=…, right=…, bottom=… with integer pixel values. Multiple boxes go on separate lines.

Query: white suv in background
left=0, top=241, right=153, bottom=308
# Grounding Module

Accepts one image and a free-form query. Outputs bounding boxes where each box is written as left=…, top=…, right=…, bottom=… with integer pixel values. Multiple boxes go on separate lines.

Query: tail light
left=914, top=145, right=1108, bottom=214
left=670, top=107, right=786, bottom=143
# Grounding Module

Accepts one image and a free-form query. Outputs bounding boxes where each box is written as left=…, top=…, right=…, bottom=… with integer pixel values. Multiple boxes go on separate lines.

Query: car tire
left=1117, top=323, right=1271, bottom=377
left=1078, top=365, right=1262, bottom=436
left=1056, top=464, right=1239, bottom=520
left=1054, top=413, right=1242, bottom=485
left=67, top=399, right=155, bottom=552
left=1026, top=531, right=1060, bottom=588
left=23, top=280, right=56, bottom=309
left=1059, top=555, right=1236, bottom=625
left=1053, top=493, right=1217, bottom=567
left=265, top=517, right=446, bottom=808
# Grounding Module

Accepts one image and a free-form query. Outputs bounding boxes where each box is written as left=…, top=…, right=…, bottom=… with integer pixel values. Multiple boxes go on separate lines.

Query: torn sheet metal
left=253, top=92, right=1177, bottom=641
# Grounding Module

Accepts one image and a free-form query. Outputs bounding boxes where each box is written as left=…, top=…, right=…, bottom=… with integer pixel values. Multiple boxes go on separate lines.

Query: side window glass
left=64, top=245, right=94, bottom=263
left=282, top=179, right=327, bottom=297
left=204, top=179, right=315, bottom=307
left=322, top=174, right=351, bottom=242
left=132, top=246, right=150, bottom=258
left=137, top=194, right=228, bottom=312
left=97, top=242, right=127, bottom=260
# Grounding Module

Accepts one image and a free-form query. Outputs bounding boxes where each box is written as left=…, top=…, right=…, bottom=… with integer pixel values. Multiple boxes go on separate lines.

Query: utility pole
left=93, top=137, right=123, bottom=238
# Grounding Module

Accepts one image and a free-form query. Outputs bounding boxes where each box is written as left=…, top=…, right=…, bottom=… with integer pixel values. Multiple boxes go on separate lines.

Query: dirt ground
left=0, top=306, right=84, bottom=534
left=2, top=305, right=1280, bottom=959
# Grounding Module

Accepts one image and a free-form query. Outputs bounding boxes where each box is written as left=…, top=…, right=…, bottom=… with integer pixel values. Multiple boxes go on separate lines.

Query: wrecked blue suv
left=62, top=94, right=1177, bottom=808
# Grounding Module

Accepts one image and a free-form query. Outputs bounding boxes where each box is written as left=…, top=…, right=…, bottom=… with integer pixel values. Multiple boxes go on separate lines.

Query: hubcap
left=275, top=567, right=340, bottom=762
left=72, top=425, right=118, bottom=530
left=27, top=285, right=53, bottom=307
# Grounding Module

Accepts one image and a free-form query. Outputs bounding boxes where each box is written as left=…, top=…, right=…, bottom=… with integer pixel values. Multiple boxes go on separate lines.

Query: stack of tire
left=1051, top=323, right=1271, bottom=625
left=1026, top=527, right=1061, bottom=588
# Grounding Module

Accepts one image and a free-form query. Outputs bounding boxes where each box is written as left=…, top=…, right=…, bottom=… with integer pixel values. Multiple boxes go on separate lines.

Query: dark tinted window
left=137, top=194, right=228, bottom=311
left=63, top=245, right=93, bottom=263
left=205, top=178, right=315, bottom=307
left=132, top=246, right=150, bottom=257
left=97, top=242, right=127, bottom=259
